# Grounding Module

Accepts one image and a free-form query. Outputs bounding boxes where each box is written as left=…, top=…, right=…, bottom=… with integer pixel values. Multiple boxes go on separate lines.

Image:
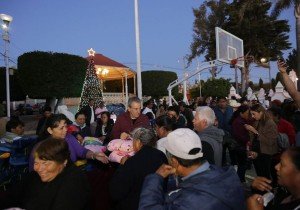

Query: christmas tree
left=79, top=48, right=103, bottom=110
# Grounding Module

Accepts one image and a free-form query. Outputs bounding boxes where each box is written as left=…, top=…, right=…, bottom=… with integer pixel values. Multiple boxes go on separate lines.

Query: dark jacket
left=80, top=105, right=95, bottom=126
left=95, top=119, right=114, bottom=145
left=214, top=106, right=234, bottom=134
left=111, top=111, right=150, bottom=139
left=198, top=126, right=224, bottom=167
left=73, top=123, right=92, bottom=138
left=180, top=108, right=194, bottom=129
left=36, top=116, right=49, bottom=136
left=109, top=146, right=167, bottom=210
left=232, top=115, right=250, bottom=149
left=139, top=164, right=246, bottom=210
left=7, top=164, right=90, bottom=210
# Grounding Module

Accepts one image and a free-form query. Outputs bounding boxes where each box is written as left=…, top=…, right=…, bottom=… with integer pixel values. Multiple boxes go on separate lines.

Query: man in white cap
left=139, top=128, right=245, bottom=210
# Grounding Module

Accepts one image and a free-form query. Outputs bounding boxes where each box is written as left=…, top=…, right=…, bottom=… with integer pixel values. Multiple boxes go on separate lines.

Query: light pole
left=134, top=0, right=142, bottom=100
left=260, top=57, right=271, bottom=89
left=0, top=14, right=13, bottom=118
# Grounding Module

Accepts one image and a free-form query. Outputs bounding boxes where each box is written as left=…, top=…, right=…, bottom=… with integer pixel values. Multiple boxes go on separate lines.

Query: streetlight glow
left=0, top=13, right=13, bottom=118
left=260, top=57, right=267, bottom=63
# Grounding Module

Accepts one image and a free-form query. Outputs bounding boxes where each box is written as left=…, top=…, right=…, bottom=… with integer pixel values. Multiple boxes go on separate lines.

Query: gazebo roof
left=87, top=53, right=136, bottom=81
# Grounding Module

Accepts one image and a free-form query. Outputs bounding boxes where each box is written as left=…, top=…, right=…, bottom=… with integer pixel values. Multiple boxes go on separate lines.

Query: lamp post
left=134, top=0, right=142, bottom=100
left=260, top=57, right=272, bottom=89
left=0, top=14, right=13, bottom=118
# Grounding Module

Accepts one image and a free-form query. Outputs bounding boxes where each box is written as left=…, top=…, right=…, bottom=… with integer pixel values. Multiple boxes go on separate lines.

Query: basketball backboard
left=215, top=27, right=244, bottom=68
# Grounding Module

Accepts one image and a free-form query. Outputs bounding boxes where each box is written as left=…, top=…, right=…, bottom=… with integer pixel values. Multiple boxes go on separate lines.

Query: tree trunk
left=46, top=97, right=57, bottom=113
left=241, top=67, right=245, bottom=93
left=241, top=64, right=250, bottom=94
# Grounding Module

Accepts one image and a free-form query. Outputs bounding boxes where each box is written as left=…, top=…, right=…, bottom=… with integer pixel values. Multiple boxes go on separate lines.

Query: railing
left=64, top=92, right=136, bottom=106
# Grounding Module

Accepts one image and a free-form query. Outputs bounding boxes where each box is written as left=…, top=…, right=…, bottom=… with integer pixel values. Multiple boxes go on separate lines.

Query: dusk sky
left=0, top=0, right=296, bottom=84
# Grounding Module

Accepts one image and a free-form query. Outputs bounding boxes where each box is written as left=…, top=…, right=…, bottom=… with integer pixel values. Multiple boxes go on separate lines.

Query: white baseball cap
left=163, top=128, right=203, bottom=160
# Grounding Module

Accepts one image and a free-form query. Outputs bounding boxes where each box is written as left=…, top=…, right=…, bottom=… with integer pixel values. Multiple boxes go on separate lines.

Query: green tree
left=272, top=1, right=300, bottom=75
left=190, top=78, right=231, bottom=98
left=259, top=78, right=264, bottom=88
left=248, top=81, right=254, bottom=89
left=141, top=70, right=178, bottom=98
left=271, top=78, right=277, bottom=90
left=189, top=0, right=291, bottom=92
left=189, top=0, right=229, bottom=62
left=275, top=72, right=282, bottom=85
left=0, top=67, right=26, bottom=101
left=18, top=51, right=87, bottom=106
left=286, top=49, right=297, bottom=72
left=79, top=56, right=103, bottom=110
left=104, top=78, right=134, bottom=93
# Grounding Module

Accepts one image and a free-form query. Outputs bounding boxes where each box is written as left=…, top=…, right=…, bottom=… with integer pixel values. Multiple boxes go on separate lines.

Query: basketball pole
left=234, top=65, right=238, bottom=92
left=167, top=60, right=223, bottom=105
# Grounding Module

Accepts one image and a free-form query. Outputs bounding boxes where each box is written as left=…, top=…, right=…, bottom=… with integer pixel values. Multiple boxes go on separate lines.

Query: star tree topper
left=88, top=48, right=96, bottom=57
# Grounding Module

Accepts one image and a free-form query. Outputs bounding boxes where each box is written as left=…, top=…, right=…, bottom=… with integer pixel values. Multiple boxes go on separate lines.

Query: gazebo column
left=125, top=72, right=128, bottom=109
left=122, top=77, right=125, bottom=104
left=133, top=75, right=136, bottom=96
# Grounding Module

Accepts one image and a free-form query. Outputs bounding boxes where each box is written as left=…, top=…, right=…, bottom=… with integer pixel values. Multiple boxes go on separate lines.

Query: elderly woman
left=109, top=127, right=167, bottom=210
left=245, top=104, right=278, bottom=179
left=5, top=139, right=90, bottom=210
left=247, top=147, right=300, bottom=210
left=29, top=114, right=108, bottom=171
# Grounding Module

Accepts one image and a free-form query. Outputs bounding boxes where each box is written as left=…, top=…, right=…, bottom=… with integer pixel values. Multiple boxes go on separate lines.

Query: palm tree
left=272, top=0, right=300, bottom=76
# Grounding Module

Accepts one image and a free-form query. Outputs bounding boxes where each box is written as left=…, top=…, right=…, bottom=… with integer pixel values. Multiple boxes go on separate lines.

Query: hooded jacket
left=198, top=126, right=224, bottom=167
left=139, top=164, right=246, bottom=210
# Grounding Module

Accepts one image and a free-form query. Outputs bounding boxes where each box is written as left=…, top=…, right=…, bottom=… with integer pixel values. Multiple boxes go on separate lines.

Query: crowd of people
left=0, top=62, right=299, bottom=210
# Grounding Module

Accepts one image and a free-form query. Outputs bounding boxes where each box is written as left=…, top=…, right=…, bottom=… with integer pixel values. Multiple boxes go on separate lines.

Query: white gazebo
left=88, top=52, right=136, bottom=105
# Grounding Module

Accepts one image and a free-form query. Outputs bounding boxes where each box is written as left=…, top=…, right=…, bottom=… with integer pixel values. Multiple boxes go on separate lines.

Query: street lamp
left=134, top=0, right=142, bottom=100
left=0, top=14, right=13, bottom=118
left=260, top=57, right=272, bottom=89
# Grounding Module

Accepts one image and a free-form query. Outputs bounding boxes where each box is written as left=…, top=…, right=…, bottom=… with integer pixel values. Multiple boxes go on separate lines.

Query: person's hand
left=244, top=124, right=258, bottom=134
left=120, top=132, right=130, bottom=140
left=252, top=176, right=272, bottom=192
left=98, top=136, right=105, bottom=143
left=95, top=152, right=109, bottom=164
left=247, top=194, right=264, bottom=210
left=156, top=164, right=176, bottom=178
left=277, top=60, right=287, bottom=74
left=120, top=155, right=130, bottom=165
left=247, top=151, right=258, bottom=159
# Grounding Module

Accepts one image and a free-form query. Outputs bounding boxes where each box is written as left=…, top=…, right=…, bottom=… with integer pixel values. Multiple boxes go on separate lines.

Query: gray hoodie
left=198, top=125, right=224, bottom=167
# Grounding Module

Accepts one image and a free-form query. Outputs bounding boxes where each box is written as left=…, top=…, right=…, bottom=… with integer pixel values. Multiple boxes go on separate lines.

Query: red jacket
left=278, top=118, right=296, bottom=146
left=111, top=111, right=150, bottom=139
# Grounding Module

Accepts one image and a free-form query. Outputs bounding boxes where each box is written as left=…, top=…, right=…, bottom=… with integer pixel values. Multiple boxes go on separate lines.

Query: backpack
left=277, top=133, right=290, bottom=150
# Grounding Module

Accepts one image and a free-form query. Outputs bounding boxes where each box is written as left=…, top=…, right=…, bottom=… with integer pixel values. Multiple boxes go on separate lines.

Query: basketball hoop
left=230, top=59, right=238, bottom=68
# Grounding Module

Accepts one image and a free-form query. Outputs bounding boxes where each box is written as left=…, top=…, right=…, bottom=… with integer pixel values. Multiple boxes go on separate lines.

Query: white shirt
left=142, top=107, right=155, bottom=119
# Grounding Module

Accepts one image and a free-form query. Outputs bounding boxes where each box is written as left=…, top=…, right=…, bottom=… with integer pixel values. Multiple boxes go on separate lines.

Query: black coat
left=80, top=105, right=95, bottom=126
left=109, top=146, right=167, bottom=210
left=8, top=164, right=91, bottom=210
left=94, top=119, right=114, bottom=145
